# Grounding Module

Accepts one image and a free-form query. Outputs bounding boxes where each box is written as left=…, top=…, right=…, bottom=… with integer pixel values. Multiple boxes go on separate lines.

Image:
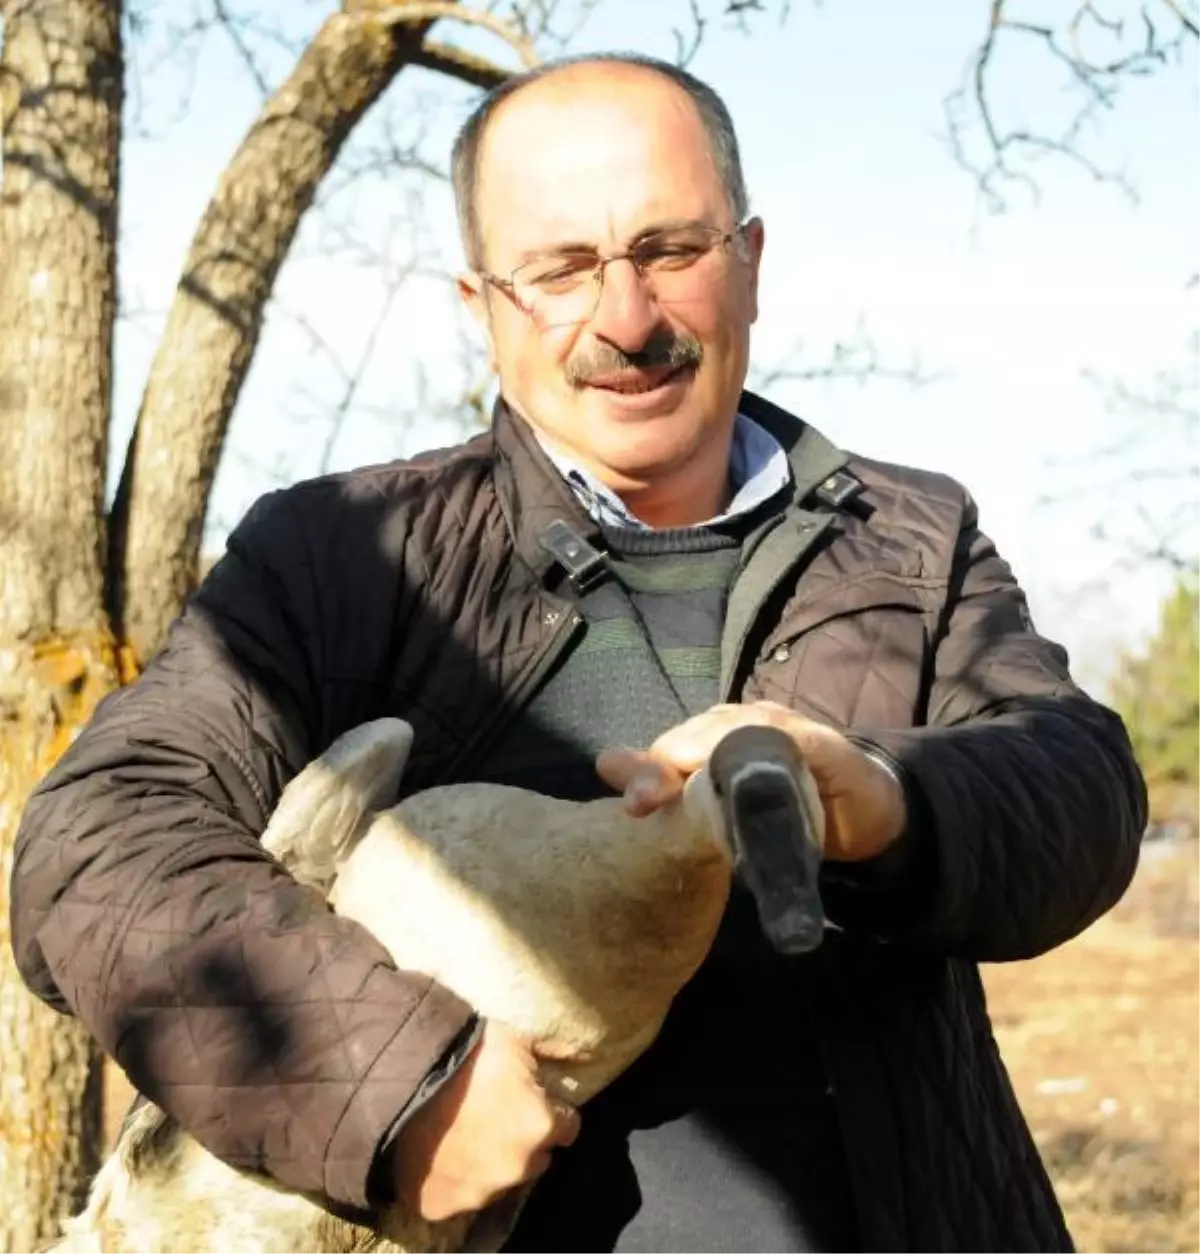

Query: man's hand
left=391, top=1020, right=581, bottom=1222
left=597, top=701, right=907, bottom=863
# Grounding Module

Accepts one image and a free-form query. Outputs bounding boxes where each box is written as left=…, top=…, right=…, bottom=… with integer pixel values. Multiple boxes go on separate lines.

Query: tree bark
left=0, top=650, right=112, bottom=1253
left=109, top=3, right=457, bottom=663
left=0, top=0, right=123, bottom=1247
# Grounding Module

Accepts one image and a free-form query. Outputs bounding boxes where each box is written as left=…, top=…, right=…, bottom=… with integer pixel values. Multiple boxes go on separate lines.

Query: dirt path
left=983, top=842, right=1199, bottom=1253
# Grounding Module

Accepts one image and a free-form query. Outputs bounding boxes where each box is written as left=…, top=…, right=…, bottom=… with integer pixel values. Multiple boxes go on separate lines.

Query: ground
left=983, top=839, right=1199, bottom=1254
left=102, top=841, right=1199, bottom=1253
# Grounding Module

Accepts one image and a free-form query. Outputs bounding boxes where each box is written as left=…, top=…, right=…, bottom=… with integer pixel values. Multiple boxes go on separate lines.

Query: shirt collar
left=537, top=411, right=793, bottom=531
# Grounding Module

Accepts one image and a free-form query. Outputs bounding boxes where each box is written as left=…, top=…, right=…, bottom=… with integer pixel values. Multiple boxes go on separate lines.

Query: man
left=11, top=53, right=1145, bottom=1253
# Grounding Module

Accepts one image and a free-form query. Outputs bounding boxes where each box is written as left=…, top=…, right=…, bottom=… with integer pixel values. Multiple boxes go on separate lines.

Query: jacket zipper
left=442, top=599, right=585, bottom=782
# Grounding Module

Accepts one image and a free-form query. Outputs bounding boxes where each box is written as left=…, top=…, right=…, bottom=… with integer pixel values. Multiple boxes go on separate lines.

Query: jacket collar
left=490, top=397, right=602, bottom=586
left=737, top=390, right=850, bottom=506
left=490, top=390, right=851, bottom=586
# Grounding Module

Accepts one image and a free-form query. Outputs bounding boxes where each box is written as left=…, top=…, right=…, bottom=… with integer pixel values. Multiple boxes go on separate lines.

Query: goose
left=48, top=717, right=824, bottom=1254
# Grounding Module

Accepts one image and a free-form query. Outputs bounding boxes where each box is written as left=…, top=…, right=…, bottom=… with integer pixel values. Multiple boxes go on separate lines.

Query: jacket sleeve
left=9, top=488, right=474, bottom=1212
left=821, top=492, right=1148, bottom=962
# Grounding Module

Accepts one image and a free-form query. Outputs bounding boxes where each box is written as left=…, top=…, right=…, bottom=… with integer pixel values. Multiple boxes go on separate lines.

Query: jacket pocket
left=753, top=575, right=936, bottom=729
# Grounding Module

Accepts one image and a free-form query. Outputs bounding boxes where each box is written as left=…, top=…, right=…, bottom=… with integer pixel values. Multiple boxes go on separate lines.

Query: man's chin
left=587, top=428, right=706, bottom=489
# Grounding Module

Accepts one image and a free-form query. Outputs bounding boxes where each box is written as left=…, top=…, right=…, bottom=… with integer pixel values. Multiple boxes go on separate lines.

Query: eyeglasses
left=475, top=220, right=754, bottom=329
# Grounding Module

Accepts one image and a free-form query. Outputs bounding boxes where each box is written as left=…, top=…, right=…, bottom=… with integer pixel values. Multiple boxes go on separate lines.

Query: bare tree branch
left=269, top=262, right=414, bottom=474
left=510, top=0, right=605, bottom=52
left=944, top=0, right=1197, bottom=216
left=122, top=0, right=310, bottom=137
left=1161, top=0, right=1200, bottom=35
left=752, top=321, right=949, bottom=391
left=109, top=4, right=473, bottom=659
left=319, top=101, right=450, bottom=197
left=1087, top=510, right=1198, bottom=573
left=115, top=0, right=629, bottom=653
left=724, top=0, right=792, bottom=34
left=209, top=0, right=274, bottom=97
left=370, top=0, right=541, bottom=68
left=673, top=0, right=707, bottom=67
left=670, top=0, right=794, bottom=62
left=1038, top=331, right=1199, bottom=573
left=410, top=38, right=512, bottom=88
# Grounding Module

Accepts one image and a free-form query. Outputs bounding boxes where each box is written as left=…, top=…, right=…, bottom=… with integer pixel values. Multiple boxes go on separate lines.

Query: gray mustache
left=565, top=330, right=703, bottom=387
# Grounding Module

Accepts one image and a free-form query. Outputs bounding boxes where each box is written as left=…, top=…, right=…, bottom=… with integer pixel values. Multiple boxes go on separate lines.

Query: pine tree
left=1110, top=575, right=1200, bottom=831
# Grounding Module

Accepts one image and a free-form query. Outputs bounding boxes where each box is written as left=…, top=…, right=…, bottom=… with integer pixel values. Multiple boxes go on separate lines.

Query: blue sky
left=107, top=0, right=1198, bottom=687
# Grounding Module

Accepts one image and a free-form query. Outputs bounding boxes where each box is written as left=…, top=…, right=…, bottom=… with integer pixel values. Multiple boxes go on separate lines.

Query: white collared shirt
left=538, top=412, right=793, bottom=531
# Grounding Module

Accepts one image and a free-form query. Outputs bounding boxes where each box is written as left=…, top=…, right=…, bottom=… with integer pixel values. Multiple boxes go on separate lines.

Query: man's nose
left=587, top=258, right=663, bottom=352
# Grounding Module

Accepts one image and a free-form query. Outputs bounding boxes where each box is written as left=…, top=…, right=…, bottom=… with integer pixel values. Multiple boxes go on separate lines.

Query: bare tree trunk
left=109, top=4, right=455, bottom=663
left=0, top=0, right=123, bottom=1247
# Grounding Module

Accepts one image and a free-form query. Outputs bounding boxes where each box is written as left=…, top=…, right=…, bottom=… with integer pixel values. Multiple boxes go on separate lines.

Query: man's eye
left=526, top=258, right=595, bottom=288
left=639, top=243, right=707, bottom=270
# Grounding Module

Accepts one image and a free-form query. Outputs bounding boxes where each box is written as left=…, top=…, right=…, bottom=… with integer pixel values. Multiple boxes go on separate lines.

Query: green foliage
left=1109, top=575, right=1200, bottom=821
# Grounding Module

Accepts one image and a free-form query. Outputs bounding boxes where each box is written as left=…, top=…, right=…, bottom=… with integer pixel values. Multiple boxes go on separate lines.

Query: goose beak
left=707, top=725, right=827, bottom=955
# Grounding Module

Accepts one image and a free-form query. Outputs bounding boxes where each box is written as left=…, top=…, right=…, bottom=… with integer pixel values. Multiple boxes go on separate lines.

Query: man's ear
left=743, top=216, right=765, bottom=326
left=457, top=272, right=498, bottom=371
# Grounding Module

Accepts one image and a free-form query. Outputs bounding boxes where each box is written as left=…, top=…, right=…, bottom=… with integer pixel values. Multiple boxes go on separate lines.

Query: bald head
left=450, top=54, right=748, bottom=268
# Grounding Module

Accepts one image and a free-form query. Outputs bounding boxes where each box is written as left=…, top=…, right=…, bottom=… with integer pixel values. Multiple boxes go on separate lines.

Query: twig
left=673, top=0, right=706, bottom=67
left=209, top=0, right=272, bottom=96
left=1161, top=0, right=1200, bottom=36
left=1036, top=336, right=1198, bottom=572
left=368, top=1, right=541, bottom=68
left=410, top=39, right=512, bottom=89
left=943, top=0, right=1195, bottom=216
left=753, top=323, right=949, bottom=391
left=317, top=279, right=405, bottom=473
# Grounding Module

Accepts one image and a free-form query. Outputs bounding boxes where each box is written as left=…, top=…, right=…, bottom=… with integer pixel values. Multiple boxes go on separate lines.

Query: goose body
left=49, top=717, right=821, bottom=1253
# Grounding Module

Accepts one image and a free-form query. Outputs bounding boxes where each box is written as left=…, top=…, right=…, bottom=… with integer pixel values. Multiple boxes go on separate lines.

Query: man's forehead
left=479, top=66, right=706, bottom=175
left=474, top=68, right=721, bottom=259
left=494, top=62, right=691, bottom=121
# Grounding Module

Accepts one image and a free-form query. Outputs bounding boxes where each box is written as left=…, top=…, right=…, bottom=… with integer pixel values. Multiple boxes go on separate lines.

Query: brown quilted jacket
left=10, top=392, right=1146, bottom=1250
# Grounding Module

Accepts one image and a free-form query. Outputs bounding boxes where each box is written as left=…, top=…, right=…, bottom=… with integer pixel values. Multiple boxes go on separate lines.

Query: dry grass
left=984, top=840, right=1200, bottom=1254
left=100, top=843, right=1199, bottom=1253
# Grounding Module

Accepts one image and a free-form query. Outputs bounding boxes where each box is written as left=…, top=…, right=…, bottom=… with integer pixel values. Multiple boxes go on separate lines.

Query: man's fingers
left=514, top=1096, right=579, bottom=1184
left=547, top=1097, right=582, bottom=1148
left=524, top=1147, right=554, bottom=1181
left=521, top=1085, right=581, bottom=1149
left=643, top=725, right=712, bottom=775
left=598, top=703, right=837, bottom=818
left=595, top=749, right=684, bottom=815
left=594, top=747, right=647, bottom=792
left=649, top=702, right=834, bottom=776
left=647, top=703, right=779, bottom=771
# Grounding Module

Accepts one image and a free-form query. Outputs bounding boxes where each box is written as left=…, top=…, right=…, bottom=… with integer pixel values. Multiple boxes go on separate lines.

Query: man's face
left=459, top=66, right=764, bottom=496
